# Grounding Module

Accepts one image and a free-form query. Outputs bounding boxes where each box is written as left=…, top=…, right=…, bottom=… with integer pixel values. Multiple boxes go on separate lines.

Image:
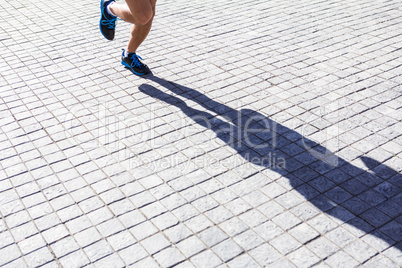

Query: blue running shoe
left=121, top=50, right=151, bottom=75
left=100, top=0, right=117, bottom=40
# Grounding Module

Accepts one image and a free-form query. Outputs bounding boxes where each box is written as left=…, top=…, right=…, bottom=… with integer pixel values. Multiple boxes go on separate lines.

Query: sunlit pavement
left=0, top=0, right=401, bottom=267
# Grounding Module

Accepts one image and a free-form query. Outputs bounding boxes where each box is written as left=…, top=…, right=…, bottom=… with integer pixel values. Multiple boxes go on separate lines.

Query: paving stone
left=59, top=250, right=89, bottom=266
left=227, top=253, right=260, bottom=268
left=343, top=217, right=376, bottom=238
left=198, top=226, right=229, bottom=248
left=132, top=256, right=160, bottom=268
left=107, top=230, right=137, bottom=251
left=0, top=231, right=14, bottom=250
left=118, top=243, right=148, bottom=265
left=269, top=233, right=301, bottom=255
left=382, top=245, right=402, bottom=267
left=204, top=206, right=234, bottom=224
left=41, top=224, right=69, bottom=244
left=23, top=246, right=55, bottom=267
left=153, top=247, right=186, bottom=267
left=118, top=209, right=147, bottom=229
left=325, top=250, right=359, bottom=268
left=212, top=239, right=244, bottom=262
left=176, top=236, right=207, bottom=258
left=140, top=233, right=170, bottom=254
left=360, top=208, right=392, bottom=228
left=288, top=223, right=320, bottom=244
left=306, top=236, right=340, bottom=260
left=233, top=230, right=264, bottom=251
left=287, top=247, right=320, bottom=268
left=253, top=221, right=284, bottom=242
left=380, top=221, right=402, bottom=243
left=363, top=254, right=400, bottom=268
left=238, top=209, right=268, bottom=228
left=272, top=211, right=302, bottom=231
left=74, top=227, right=102, bottom=248
left=129, top=221, right=159, bottom=241
left=1, top=0, right=402, bottom=266
left=190, top=249, right=223, bottom=267
left=248, top=243, right=281, bottom=266
left=344, top=240, right=378, bottom=263
left=307, top=214, right=339, bottom=235
left=0, top=244, right=22, bottom=266
left=93, top=252, right=125, bottom=268
left=290, top=202, right=320, bottom=221
left=269, top=257, right=297, bottom=268
left=184, top=214, right=214, bottom=234
left=325, top=227, right=356, bottom=249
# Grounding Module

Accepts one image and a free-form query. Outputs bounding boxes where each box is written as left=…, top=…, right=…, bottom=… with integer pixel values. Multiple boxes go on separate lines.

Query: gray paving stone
left=287, top=247, right=320, bottom=268
left=23, top=246, right=55, bottom=267
left=268, top=257, right=297, bottom=268
left=344, top=240, right=378, bottom=263
left=141, top=233, right=170, bottom=254
left=288, top=223, right=320, bottom=244
left=131, top=256, right=160, bottom=268
left=190, top=249, right=223, bottom=267
left=205, top=206, right=234, bottom=224
left=290, top=202, right=320, bottom=221
left=185, top=214, right=214, bottom=234
left=259, top=192, right=287, bottom=215
left=253, top=221, right=284, bottom=242
left=379, top=221, right=402, bottom=243
left=234, top=229, right=264, bottom=251
left=83, top=240, right=114, bottom=263
left=172, top=204, right=200, bottom=222
left=74, top=227, right=102, bottom=248
left=212, top=239, right=244, bottom=262
left=307, top=236, right=340, bottom=260
left=118, top=243, right=148, bottom=266
left=363, top=254, right=401, bottom=268
left=41, top=224, right=69, bottom=244
left=307, top=214, right=339, bottom=235
left=249, top=243, right=281, bottom=266
left=238, top=209, right=267, bottom=228
left=0, top=244, right=22, bottom=266
left=153, top=246, right=186, bottom=267
left=269, top=233, right=301, bottom=255
left=94, top=252, right=125, bottom=268
left=219, top=217, right=249, bottom=238
left=227, top=253, right=260, bottom=268
left=191, top=195, right=219, bottom=212
left=7, top=258, right=28, bottom=268
left=17, top=234, right=46, bottom=256
left=86, top=207, right=114, bottom=226
left=1, top=0, right=402, bottom=266
left=176, top=236, right=207, bottom=258
left=107, top=230, right=137, bottom=251
left=0, top=231, right=14, bottom=250
left=272, top=211, right=302, bottom=231
left=325, top=250, right=359, bottom=268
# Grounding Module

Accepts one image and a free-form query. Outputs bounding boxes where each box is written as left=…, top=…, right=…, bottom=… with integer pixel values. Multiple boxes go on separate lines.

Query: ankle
left=124, top=50, right=136, bottom=57
left=106, top=2, right=117, bottom=17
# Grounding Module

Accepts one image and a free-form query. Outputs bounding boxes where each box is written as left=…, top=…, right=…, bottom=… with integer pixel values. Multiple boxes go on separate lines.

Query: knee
left=138, top=0, right=156, bottom=25
left=135, top=11, right=153, bottom=25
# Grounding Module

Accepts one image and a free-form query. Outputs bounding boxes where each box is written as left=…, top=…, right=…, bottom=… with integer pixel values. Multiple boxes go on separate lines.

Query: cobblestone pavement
left=1, top=0, right=401, bottom=267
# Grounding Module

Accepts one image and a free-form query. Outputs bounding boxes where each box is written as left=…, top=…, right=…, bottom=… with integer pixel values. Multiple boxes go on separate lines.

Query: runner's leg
left=126, top=1, right=155, bottom=53
left=110, top=0, right=153, bottom=25
left=111, top=0, right=156, bottom=53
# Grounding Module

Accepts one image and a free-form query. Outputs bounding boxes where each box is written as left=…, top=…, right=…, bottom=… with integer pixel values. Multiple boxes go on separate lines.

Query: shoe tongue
left=129, top=53, right=139, bottom=60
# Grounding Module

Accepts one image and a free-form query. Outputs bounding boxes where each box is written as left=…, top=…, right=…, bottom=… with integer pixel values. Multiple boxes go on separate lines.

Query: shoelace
left=130, top=54, right=144, bottom=67
left=101, top=11, right=117, bottom=29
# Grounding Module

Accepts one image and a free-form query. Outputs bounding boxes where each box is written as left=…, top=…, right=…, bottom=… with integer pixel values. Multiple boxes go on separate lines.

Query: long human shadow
left=140, top=76, right=401, bottom=251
